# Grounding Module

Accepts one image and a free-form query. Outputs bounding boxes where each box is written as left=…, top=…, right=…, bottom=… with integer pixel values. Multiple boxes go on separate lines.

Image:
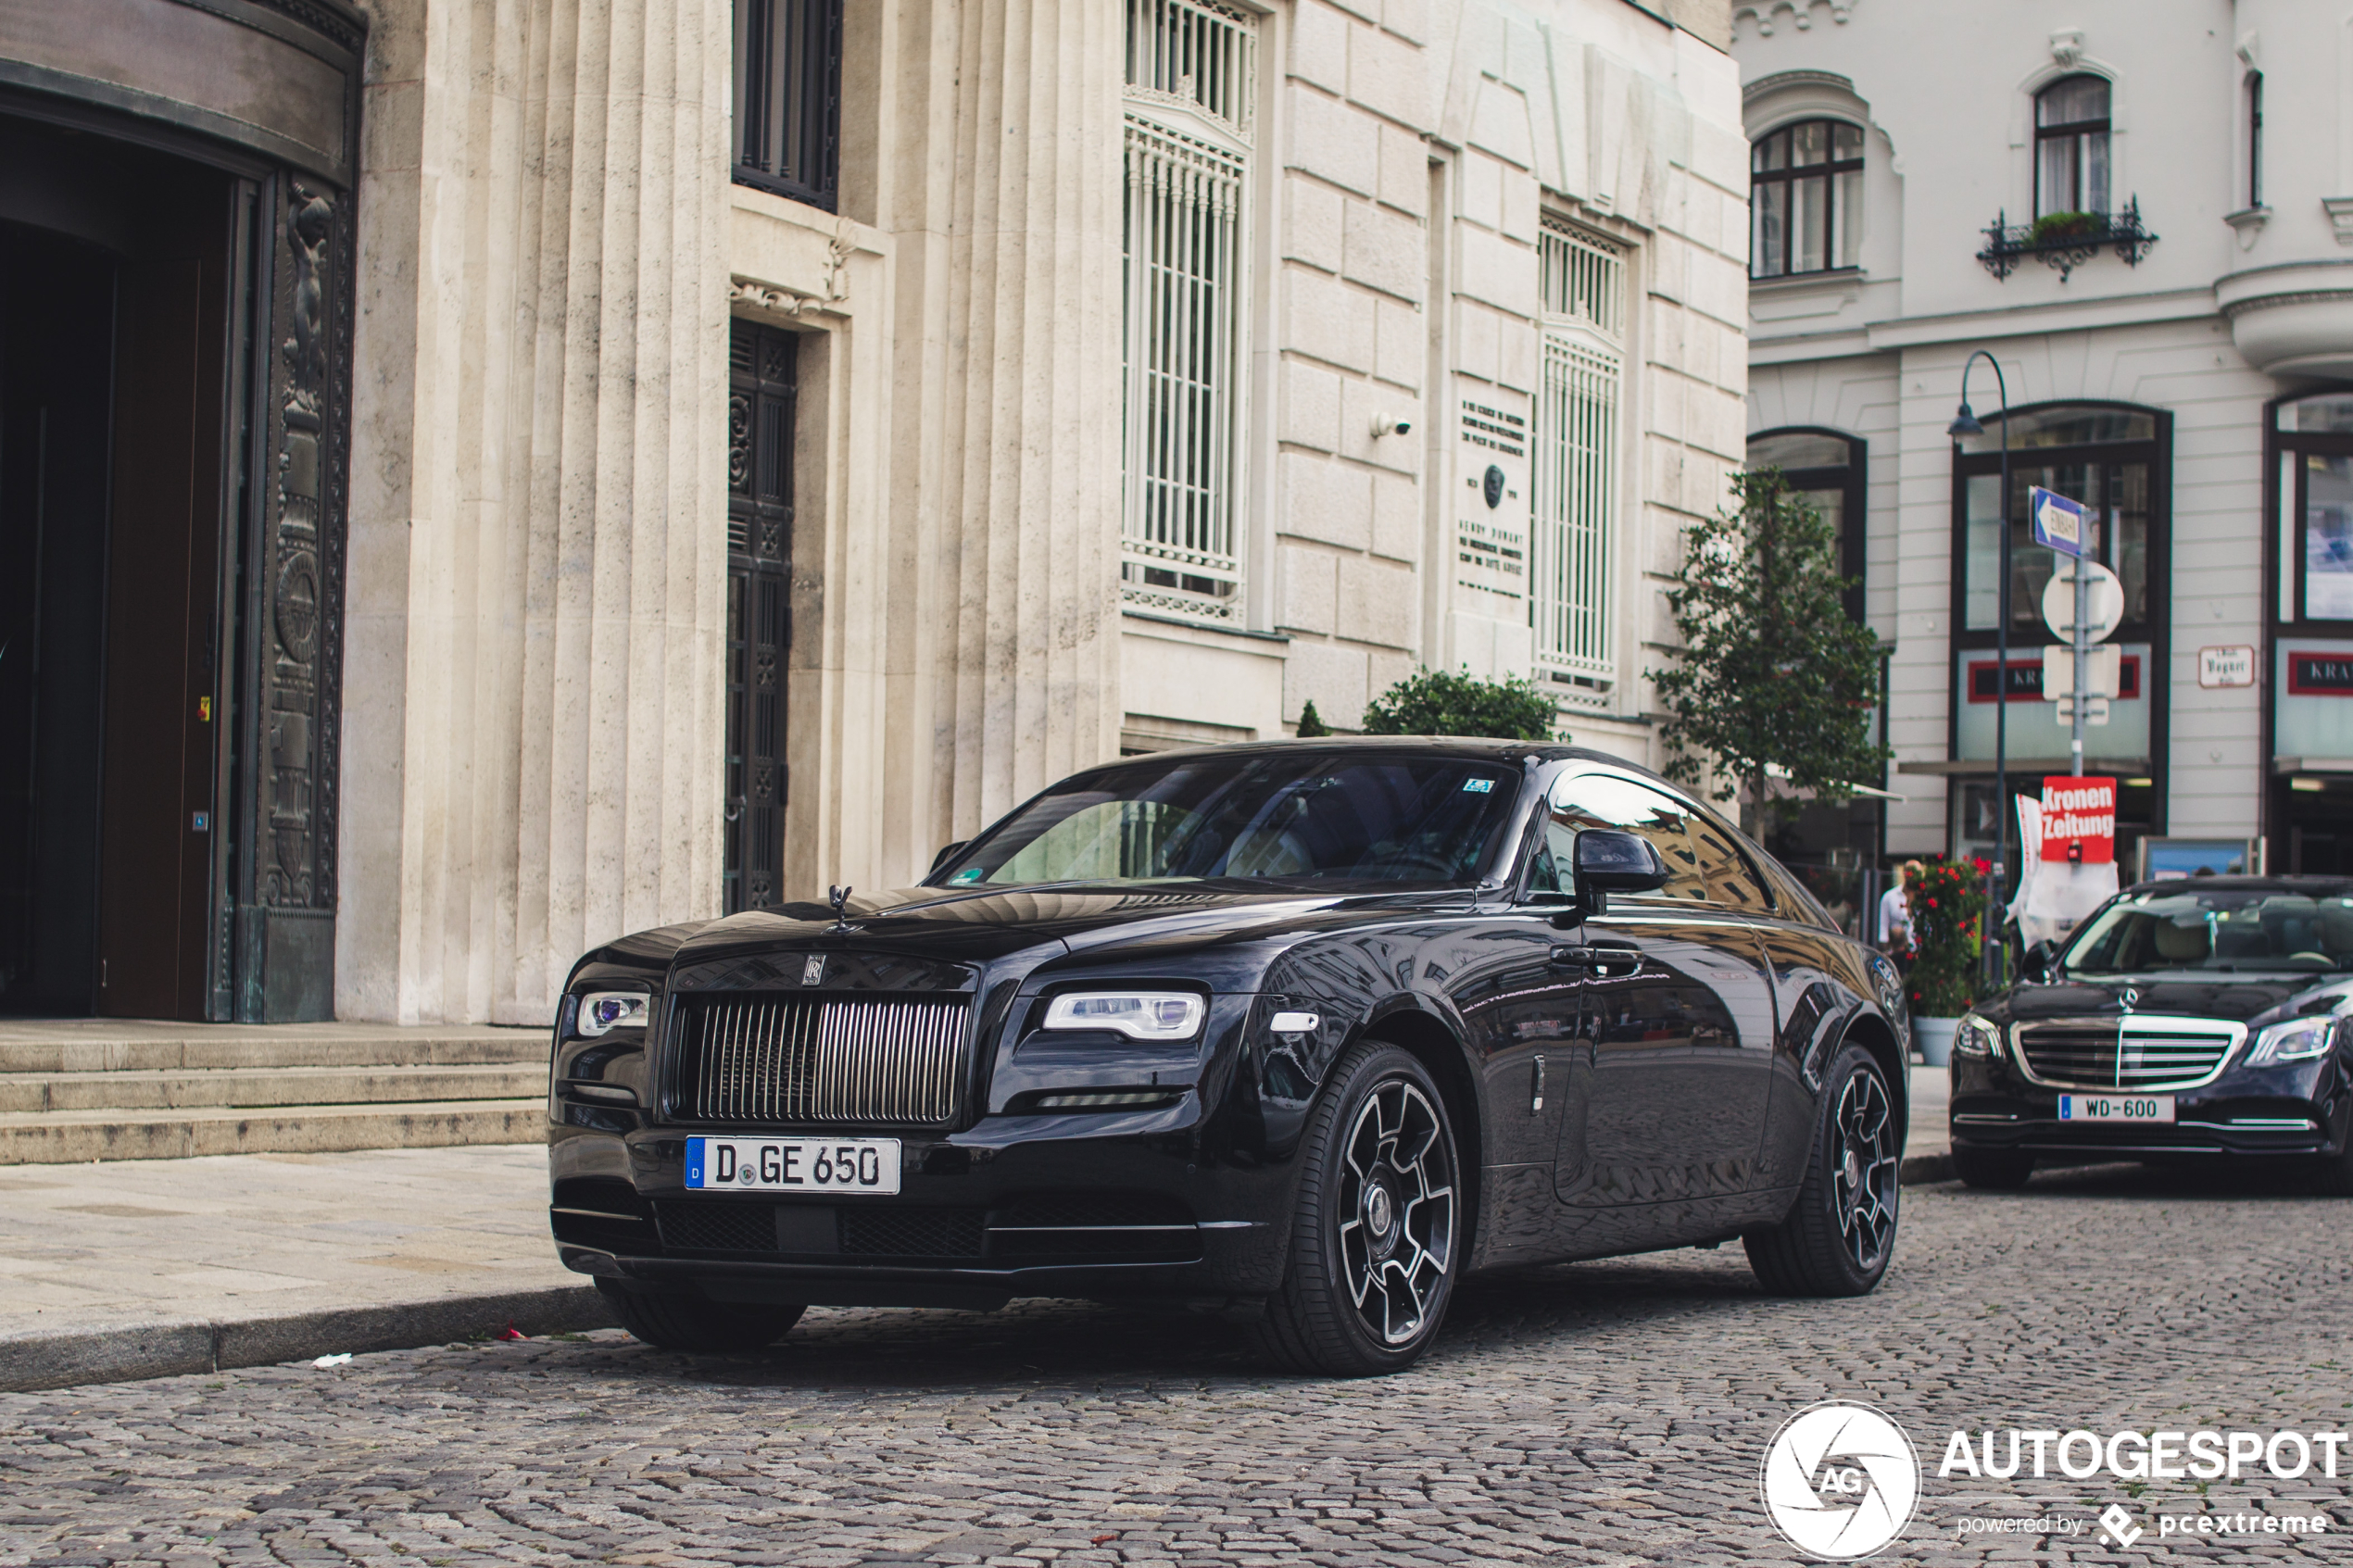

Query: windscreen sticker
left=1461, top=777, right=1495, bottom=794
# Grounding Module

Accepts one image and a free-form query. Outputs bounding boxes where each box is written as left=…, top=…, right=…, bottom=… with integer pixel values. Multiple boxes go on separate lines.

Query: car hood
left=664, top=881, right=1470, bottom=975
left=1985, top=971, right=2353, bottom=1027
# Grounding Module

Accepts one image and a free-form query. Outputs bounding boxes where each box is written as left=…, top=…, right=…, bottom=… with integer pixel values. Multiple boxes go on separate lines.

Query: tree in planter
left=1294, top=699, right=1333, bottom=738
left=1905, top=856, right=1988, bottom=1018
left=1362, top=667, right=1560, bottom=741
left=1652, top=469, right=1891, bottom=837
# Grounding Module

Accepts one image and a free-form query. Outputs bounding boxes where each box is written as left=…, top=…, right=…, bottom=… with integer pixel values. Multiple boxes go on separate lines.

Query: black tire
left=2305, top=1140, right=2353, bottom=1197
left=1954, top=1144, right=2037, bottom=1190
left=596, top=1280, right=805, bottom=1352
left=1744, top=1043, right=1899, bottom=1297
left=1252, top=1043, right=1463, bottom=1376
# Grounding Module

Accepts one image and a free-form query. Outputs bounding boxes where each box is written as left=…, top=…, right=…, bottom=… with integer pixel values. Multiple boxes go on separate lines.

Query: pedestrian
left=1879, top=860, right=1922, bottom=969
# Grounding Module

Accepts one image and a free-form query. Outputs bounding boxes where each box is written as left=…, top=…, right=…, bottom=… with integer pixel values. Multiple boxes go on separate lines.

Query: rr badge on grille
left=802, top=955, right=825, bottom=986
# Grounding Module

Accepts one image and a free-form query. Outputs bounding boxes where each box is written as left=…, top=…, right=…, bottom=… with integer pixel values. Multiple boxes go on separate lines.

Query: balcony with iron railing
left=1975, top=199, right=2158, bottom=282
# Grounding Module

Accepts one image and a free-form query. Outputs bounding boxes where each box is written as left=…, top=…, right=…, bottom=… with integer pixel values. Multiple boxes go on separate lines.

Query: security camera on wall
left=1371, top=411, right=1412, bottom=438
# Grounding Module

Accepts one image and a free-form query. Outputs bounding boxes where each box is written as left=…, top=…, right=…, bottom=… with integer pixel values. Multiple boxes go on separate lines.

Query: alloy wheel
left=1334, top=1078, right=1456, bottom=1345
left=1833, top=1066, right=1898, bottom=1273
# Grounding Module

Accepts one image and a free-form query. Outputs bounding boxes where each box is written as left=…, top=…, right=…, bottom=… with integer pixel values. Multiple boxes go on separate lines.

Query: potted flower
left=1903, top=856, right=1988, bottom=1065
left=2028, top=209, right=2103, bottom=246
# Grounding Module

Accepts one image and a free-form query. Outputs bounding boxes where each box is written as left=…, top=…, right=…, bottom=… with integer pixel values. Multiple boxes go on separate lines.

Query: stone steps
left=0, top=1099, right=546, bottom=1164
left=0, top=1062, right=543, bottom=1113
left=0, top=1021, right=550, bottom=1164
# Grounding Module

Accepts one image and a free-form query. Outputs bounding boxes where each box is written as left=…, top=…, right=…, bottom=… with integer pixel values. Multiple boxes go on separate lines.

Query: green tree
left=1652, top=469, right=1889, bottom=835
left=1294, top=698, right=1332, bottom=737
left=1362, top=667, right=1560, bottom=741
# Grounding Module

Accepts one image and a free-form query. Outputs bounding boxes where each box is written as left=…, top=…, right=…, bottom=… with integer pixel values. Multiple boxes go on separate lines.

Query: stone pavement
left=0, top=1145, right=609, bottom=1390
left=2, top=1163, right=2347, bottom=1567
left=0, top=1067, right=1953, bottom=1390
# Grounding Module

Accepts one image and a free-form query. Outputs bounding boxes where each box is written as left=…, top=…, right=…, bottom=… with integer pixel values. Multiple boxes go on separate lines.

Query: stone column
left=874, top=0, right=1126, bottom=867
left=344, top=0, right=731, bottom=1023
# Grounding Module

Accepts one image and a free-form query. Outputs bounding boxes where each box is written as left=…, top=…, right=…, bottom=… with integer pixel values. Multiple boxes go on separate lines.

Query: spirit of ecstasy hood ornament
left=826, top=884, right=854, bottom=932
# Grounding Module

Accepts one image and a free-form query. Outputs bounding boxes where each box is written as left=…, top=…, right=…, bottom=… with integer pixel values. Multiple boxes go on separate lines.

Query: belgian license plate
left=686, top=1135, right=902, bottom=1194
left=2057, top=1094, right=2174, bottom=1123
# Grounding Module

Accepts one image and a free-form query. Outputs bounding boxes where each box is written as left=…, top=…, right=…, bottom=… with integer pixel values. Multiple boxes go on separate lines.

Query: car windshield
left=937, top=752, right=1521, bottom=888
left=2063, top=888, right=2353, bottom=976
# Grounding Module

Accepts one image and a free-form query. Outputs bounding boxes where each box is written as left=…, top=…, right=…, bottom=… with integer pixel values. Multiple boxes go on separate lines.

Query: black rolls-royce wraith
left=547, top=739, right=1911, bottom=1374
left=1949, top=876, right=2353, bottom=1192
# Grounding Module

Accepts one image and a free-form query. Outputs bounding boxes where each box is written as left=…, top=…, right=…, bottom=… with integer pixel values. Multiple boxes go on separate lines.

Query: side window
left=1688, top=811, right=1772, bottom=912
left=1548, top=773, right=1708, bottom=902
left=1527, top=823, right=1567, bottom=897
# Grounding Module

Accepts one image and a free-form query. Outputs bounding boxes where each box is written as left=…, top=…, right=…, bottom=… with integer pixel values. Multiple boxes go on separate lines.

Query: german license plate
left=2057, top=1094, right=2174, bottom=1123
left=686, top=1135, right=902, bottom=1194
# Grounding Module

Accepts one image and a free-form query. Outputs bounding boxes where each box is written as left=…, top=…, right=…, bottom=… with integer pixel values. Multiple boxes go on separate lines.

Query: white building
left=0, top=0, right=1744, bottom=1024
left=1734, top=0, right=2353, bottom=882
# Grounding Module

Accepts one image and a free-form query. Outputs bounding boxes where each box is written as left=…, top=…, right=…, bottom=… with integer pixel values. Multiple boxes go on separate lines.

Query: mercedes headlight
left=2247, top=1013, right=2340, bottom=1066
left=573, top=991, right=653, bottom=1038
left=1042, top=991, right=1205, bottom=1041
left=1954, top=1014, right=2002, bottom=1059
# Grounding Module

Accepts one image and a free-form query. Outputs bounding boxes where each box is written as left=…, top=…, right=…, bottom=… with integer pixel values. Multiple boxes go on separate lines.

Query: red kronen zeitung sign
left=2042, top=776, right=2117, bottom=864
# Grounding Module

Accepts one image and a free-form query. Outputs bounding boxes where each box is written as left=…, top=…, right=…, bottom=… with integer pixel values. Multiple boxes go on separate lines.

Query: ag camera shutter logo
left=1761, top=1401, right=1921, bottom=1560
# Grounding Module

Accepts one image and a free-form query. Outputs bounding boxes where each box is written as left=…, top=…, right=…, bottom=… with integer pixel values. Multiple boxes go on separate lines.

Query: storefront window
left=1957, top=421, right=2157, bottom=637
left=1748, top=427, right=1877, bottom=930
left=1750, top=428, right=1866, bottom=623
left=1949, top=404, right=2169, bottom=864
left=2270, top=395, right=2353, bottom=873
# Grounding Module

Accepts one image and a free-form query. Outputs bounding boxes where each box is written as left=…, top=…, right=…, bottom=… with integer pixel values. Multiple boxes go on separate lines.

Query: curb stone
left=0, top=1283, right=618, bottom=1394
left=4, top=1155, right=1966, bottom=1394
left=1902, top=1152, right=1957, bottom=1185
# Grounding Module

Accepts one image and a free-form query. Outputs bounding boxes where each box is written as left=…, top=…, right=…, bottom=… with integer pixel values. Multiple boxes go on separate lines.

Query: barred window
left=732, top=0, right=843, bottom=210
left=1121, top=0, right=1256, bottom=623
left=1532, top=220, right=1627, bottom=708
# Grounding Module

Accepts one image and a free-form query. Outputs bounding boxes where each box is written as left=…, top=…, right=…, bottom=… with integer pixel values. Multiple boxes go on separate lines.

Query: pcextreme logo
left=1760, top=1401, right=1922, bottom=1560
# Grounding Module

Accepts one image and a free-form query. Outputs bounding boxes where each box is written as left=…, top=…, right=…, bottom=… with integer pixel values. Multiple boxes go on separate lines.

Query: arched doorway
left=0, top=1, right=361, bottom=1020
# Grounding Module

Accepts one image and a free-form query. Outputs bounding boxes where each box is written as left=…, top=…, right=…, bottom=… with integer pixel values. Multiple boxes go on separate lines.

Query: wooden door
left=96, top=257, right=224, bottom=1018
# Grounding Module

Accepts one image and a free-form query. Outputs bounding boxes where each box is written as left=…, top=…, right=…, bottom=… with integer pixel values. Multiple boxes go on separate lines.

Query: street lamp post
left=1949, top=354, right=2010, bottom=996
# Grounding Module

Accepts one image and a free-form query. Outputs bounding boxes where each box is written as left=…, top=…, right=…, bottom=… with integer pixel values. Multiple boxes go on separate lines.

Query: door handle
left=1554, top=943, right=1642, bottom=975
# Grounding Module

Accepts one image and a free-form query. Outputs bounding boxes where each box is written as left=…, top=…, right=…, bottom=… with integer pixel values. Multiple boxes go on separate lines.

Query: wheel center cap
left=1365, top=1183, right=1394, bottom=1238
left=1843, top=1148, right=1860, bottom=1185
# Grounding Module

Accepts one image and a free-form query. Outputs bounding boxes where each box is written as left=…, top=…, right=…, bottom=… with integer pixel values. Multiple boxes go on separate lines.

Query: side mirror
left=927, top=841, right=969, bottom=879
left=2020, top=939, right=2058, bottom=983
left=1575, top=830, right=1668, bottom=901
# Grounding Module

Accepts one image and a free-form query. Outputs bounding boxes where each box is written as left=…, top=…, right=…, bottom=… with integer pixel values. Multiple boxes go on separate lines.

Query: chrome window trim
left=2006, top=1014, right=2249, bottom=1091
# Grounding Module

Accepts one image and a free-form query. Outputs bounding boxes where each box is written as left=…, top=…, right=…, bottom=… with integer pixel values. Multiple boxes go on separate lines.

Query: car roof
left=2119, top=875, right=2353, bottom=897
left=1093, top=734, right=1629, bottom=769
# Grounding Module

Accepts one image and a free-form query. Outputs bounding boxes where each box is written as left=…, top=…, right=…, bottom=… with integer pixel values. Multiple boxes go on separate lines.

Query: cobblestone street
left=3, top=1168, right=2347, bottom=1568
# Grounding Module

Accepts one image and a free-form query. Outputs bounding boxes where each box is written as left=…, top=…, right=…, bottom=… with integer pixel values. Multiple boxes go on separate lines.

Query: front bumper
left=547, top=1105, right=1300, bottom=1309
left=1948, top=1047, right=2350, bottom=1160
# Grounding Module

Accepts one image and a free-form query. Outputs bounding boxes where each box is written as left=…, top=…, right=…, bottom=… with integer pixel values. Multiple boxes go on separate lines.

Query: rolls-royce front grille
left=673, top=994, right=971, bottom=1125
left=2014, top=1017, right=2243, bottom=1090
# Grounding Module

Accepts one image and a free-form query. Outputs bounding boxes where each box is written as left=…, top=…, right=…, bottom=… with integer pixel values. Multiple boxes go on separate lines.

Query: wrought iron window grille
left=1976, top=198, right=2158, bottom=282
left=733, top=0, right=843, bottom=211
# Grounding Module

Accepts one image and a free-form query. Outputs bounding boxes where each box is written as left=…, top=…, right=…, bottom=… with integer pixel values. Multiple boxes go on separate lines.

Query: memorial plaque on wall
left=1446, top=382, right=1533, bottom=673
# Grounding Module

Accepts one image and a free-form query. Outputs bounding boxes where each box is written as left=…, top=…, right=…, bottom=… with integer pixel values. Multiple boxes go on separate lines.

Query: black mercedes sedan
left=547, top=739, right=1911, bottom=1374
left=1949, top=876, right=2353, bottom=1193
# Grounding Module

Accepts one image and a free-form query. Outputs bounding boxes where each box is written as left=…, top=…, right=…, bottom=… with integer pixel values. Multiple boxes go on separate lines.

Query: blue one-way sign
left=2030, top=484, right=2088, bottom=557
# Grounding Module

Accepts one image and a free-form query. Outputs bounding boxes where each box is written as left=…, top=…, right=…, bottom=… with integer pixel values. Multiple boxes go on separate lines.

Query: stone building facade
left=1734, top=0, right=2353, bottom=881
left=0, top=0, right=1743, bottom=1025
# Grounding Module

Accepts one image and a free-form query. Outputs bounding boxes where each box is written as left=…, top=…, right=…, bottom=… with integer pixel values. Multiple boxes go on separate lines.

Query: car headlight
left=573, top=991, right=654, bottom=1038
left=1954, top=1014, right=2002, bottom=1059
left=1042, top=991, right=1205, bottom=1041
left=2247, top=1013, right=2340, bottom=1066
